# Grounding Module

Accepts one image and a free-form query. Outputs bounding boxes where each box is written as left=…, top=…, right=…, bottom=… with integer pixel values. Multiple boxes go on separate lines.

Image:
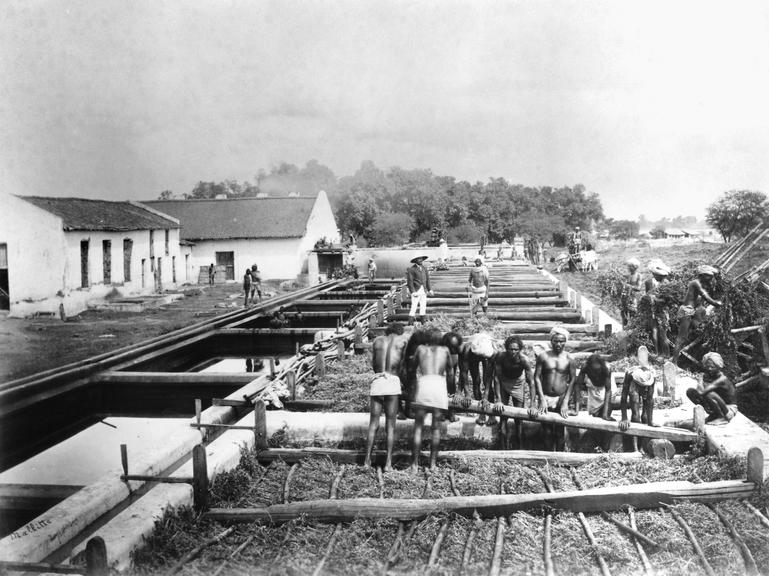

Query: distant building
left=0, top=194, right=182, bottom=317
left=144, top=191, right=339, bottom=282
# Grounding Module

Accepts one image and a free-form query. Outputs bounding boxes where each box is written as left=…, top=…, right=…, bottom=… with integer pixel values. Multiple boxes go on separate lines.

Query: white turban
left=702, top=352, right=724, bottom=370
left=630, top=367, right=655, bottom=387
left=469, top=333, right=496, bottom=357
left=697, top=265, right=718, bottom=276
left=648, top=259, right=671, bottom=276
left=549, top=326, right=570, bottom=341
left=626, top=257, right=640, bottom=268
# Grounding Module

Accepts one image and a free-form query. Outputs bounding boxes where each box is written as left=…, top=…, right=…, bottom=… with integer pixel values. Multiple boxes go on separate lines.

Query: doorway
left=0, top=243, right=8, bottom=310
left=215, top=251, right=235, bottom=280
left=80, top=240, right=89, bottom=288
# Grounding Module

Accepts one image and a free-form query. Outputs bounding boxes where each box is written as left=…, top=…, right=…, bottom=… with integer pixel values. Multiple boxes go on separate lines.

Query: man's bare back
left=372, top=333, right=409, bottom=374
left=415, top=344, right=451, bottom=376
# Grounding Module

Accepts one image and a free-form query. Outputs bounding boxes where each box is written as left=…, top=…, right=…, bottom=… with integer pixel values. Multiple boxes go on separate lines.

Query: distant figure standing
left=406, top=255, right=433, bottom=325
left=250, top=264, right=262, bottom=303
left=242, top=269, right=252, bottom=307
left=620, top=258, right=642, bottom=327
left=568, top=227, right=583, bottom=255
left=467, top=257, right=490, bottom=316
left=644, top=260, right=671, bottom=356
left=208, top=263, right=215, bottom=285
left=367, top=257, right=378, bottom=283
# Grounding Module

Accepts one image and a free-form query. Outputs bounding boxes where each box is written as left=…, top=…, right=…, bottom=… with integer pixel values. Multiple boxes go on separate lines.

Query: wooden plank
left=203, top=479, right=757, bottom=524
left=255, top=448, right=646, bottom=466
left=448, top=398, right=698, bottom=442
left=93, top=372, right=259, bottom=385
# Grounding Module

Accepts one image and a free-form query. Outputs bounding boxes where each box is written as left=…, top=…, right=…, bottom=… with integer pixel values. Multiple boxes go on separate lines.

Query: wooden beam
left=93, top=372, right=259, bottom=385
left=203, top=479, right=757, bottom=524
left=255, top=448, right=646, bottom=466
left=448, top=398, right=698, bottom=442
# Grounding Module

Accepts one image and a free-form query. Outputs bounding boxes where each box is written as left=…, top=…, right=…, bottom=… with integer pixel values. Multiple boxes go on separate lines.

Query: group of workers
left=365, top=323, right=737, bottom=471
left=620, top=258, right=722, bottom=364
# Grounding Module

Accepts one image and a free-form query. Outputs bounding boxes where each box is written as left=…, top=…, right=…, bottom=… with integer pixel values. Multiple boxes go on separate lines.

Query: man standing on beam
left=467, top=256, right=490, bottom=316
left=406, top=255, right=433, bottom=326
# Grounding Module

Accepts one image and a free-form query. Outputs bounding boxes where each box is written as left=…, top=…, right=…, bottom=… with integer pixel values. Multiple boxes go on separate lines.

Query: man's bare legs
left=410, top=407, right=426, bottom=474
left=364, top=397, right=384, bottom=468
left=410, top=407, right=443, bottom=473
left=365, top=395, right=400, bottom=471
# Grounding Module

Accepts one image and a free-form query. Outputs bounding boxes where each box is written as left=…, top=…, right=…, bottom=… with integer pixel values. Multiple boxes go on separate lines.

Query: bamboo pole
left=211, top=535, right=254, bottom=576
left=448, top=398, right=697, bottom=442
left=565, top=469, right=611, bottom=576
left=202, top=480, right=759, bottom=524
left=489, top=515, right=506, bottom=576
left=662, top=504, right=716, bottom=576
left=164, top=526, right=235, bottom=576
left=283, top=463, right=298, bottom=504
left=460, top=513, right=483, bottom=576
left=312, top=466, right=345, bottom=576
left=628, top=507, right=655, bottom=576
left=742, top=500, right=769, bottom=529
left=707, top=503, right=759, bottom=576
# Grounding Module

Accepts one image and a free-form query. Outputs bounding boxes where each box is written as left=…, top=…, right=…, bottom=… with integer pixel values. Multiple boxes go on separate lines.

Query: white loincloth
left=413, top=374, right=448, bottom=411
left=369, top=373, right=402, bottom=396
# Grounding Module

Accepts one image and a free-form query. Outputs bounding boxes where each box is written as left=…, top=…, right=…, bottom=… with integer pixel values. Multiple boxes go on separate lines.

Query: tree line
left=159, top=160, right=604, bottom=247
left=157, top=159, right=767, bottom=246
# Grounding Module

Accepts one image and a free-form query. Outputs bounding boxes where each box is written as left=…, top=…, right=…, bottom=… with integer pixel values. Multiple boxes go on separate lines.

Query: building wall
left=63, top=227, right=182, bottom=293
left=0, top=193, right=183, bottom=316
left=186, top=192, right=339, bottom=282
left=187, top=237, right=304, bottom=281
left=0, top=194, right=68, bottom=310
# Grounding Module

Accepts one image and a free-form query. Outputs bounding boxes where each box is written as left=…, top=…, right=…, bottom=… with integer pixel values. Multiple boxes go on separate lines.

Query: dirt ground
left=0, top=281, right=288, bottom=383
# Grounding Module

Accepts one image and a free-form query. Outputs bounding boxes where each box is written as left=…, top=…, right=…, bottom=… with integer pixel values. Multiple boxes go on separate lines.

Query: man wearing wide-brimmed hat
left=406, top=255, right=433, bottom=325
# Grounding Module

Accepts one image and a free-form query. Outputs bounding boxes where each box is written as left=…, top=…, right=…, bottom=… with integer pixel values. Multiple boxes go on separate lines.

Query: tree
left=650, top=225, right=667, bottom=239
left=706, top=190, right=768, bottom=242
left=157, top=190, right=175, bottom=200
left=369, top=212, right=414, bottom=246
left=606, top=219, right=639, bottom=240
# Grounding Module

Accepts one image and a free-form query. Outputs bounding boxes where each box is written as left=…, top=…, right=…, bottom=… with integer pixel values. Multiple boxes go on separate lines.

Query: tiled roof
left=144, top=197, right=317, bottom=241
left=20, top=196, right=179, bottom=231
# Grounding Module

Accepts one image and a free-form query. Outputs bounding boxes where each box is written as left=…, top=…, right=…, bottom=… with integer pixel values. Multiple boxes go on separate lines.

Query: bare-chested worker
left=570, top=353, right=616, bottom=420
left=534, top=326, right=575, bottom=450
left=467, top=257, right=490, bottom=316
left=457, top=332, right=498, bottom=425
left=491, top=336, right=539, bottom=449
left=674, top=265, right=722, bottom=364
left=409, top=329, right=455, bottom=472
left=442, top=331, right=463, bottom=423
left=365, top=322, right=410, bottom=470
left=644, top=260, right=671, bottom=356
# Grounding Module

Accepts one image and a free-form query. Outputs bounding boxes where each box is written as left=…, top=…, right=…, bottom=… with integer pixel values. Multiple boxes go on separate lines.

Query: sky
left=2, top=0, right=769, bottom=221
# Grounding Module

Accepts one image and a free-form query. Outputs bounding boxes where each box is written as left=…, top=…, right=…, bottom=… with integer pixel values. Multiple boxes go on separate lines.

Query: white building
left=0, top=194, right=183, bottom=317
left=145, top=191, right=339, bottom=282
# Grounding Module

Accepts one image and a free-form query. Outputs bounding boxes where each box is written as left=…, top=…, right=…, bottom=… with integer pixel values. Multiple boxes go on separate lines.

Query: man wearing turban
left=685, top=352, right=737, bottom=425
left=673, top=265, right=723, bottom=364
left=643, top=260, right=672, bottom=356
